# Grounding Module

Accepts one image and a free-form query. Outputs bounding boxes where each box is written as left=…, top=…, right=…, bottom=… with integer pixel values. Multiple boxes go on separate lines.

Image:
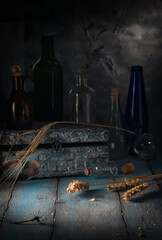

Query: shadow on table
left=129, top=188, right=162, bottom=203
left=78, top=188, right=106, bottom=200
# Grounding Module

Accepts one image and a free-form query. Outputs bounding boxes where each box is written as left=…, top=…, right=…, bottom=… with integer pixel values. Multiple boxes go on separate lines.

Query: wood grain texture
left=0, top=178, right=58, bottom=240
left=52, top=176, right=127, bottom=240
left=0, top=155, right=162, bottom=240
left=117, top=156, right=162, bottom=240
left=0, top=184, right=12, bottom=218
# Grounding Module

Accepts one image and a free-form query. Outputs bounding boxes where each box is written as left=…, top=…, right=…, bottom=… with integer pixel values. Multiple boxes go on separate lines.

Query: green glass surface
left=32, top=36, right=63, bottom=122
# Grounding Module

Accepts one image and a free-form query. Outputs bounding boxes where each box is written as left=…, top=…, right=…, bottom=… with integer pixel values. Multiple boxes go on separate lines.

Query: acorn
left=120, top=163, right=135, bottom=174
left=22, top=167, right=35, bottom=177
left=28, top=160, right=40, bottom=171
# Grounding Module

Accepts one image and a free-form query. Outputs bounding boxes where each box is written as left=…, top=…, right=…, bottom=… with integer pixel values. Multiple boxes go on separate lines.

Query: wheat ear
left=122, top=180, right=162, bottom=200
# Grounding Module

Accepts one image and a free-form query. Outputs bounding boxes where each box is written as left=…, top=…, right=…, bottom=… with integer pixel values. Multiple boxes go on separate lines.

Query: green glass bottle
left=32, top=35, right=63, bottom=122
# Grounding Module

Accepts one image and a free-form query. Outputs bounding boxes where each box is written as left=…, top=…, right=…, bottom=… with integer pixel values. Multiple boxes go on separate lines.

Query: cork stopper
left=110, top=88, right=119, bottom=98
left=12, top=65, right=22, bottom=77
left=84, top=168, right=92, bottom=176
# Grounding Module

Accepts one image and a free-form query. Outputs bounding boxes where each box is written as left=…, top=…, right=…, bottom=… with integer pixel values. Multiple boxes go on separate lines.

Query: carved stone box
left=0, top=126, right=109, bottom=178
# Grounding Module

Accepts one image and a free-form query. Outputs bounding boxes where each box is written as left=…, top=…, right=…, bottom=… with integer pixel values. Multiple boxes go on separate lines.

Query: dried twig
left=0, top=216, right=47, bottom=225
left=81, top=19, right=106, bottom=76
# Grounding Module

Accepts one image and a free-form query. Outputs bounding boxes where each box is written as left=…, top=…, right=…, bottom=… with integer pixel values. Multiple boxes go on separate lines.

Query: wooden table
left=0, top=155, right=162, bottom=240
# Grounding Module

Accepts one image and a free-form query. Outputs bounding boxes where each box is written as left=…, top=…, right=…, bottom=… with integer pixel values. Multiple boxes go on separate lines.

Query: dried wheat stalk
left=122, top=180, right=162, bottom=200
left=106, top=178, right=144, bottom=191
left=66, top=180, right=89, bottom=194
left=67, top=175, right=162, bottom=195
left=122, top=183, right=149, bottom=200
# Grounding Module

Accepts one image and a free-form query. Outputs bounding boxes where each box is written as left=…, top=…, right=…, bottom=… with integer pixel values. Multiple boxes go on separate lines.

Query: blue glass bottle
left=125, top=66, right=149, bottom=155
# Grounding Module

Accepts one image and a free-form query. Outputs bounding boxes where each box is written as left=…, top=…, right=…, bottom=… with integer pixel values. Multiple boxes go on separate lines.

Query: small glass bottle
left=105, top=88, right=130, bottom=160
left=84, top=161, right=118, bottom=177
left=32, top=35, right=63, bottom=122
left=5, top=65, right=33, bottom=130
left=68, top=74, right=96, bottom=123
left=125, top=66, right=149, bottom=155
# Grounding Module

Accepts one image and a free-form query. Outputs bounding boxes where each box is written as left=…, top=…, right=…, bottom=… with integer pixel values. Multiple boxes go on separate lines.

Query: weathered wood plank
left=147, top=154, right=162, bottom=176
left=0, top=183, right=12, bottom=218
left=117, top=156, right=162, bottom=240
left=52, top=175, right=128, bottom=240
left=0, top=178, right=58, bottom=240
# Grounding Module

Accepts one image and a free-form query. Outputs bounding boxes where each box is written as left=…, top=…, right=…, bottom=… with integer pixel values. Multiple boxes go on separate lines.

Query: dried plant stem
left=122, top=180, right=162, bottom=200
left=3, top=128, right=42, bottom=165
left=90, top=173, right=162, bottom=187
left=67, top=174, right=162, bottom=194
left=106, top=178, right=144, bottom=192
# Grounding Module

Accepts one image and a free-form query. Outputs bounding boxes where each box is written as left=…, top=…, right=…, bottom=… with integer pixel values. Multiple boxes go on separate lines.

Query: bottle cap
left=12, top=65, right=22, bottom=77
left=110, top=87, right=119, bottom=97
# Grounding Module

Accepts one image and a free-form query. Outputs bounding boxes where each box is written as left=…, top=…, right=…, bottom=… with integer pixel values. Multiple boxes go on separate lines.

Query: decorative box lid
left=0, top=125, right=109, bottom=146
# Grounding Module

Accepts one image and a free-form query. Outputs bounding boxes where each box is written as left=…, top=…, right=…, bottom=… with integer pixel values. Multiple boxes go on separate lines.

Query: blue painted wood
left=117, top=156, right=162, bottom=240
left=52, top=176, right=127, bottom=240
left=0, top=179, right=58, bottom=240
left=0, top=155, right=162, bottom=240
left=0, top=183, right=12, bottom=220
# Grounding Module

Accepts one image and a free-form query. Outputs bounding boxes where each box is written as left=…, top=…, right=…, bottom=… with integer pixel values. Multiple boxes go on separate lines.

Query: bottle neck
left=41, top=36, right=55, bottom=60
left=131, top=66, right=143, bottom=82
left=13, top=76, right=23, bottom=91
left=109, top=95, right=121, bottom=126
left=110, top=95, right=120, bottom=113
left=76, top=75, right=87, bottom=86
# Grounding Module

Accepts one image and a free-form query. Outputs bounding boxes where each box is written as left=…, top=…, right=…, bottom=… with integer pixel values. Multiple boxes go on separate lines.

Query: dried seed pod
left=122, top=183, right=149, bottom=200
left=120, top=163, right=135, bottom=174
left=67, top=180, right=89, bottom=194
left=28, top=160, right=40, bottom=171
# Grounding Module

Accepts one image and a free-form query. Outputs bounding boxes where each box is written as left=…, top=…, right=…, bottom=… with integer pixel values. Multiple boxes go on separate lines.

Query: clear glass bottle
left=125, top=66, right=149, bottom=155
left=32, top=35, right=63, bottom=122
left=84, top=161, right=118, bottom=177
left=68, top=74, right=96, bottom=123
left=5, top=65, right=33, bottom=130
left=105, top=88, right=130, bottom=160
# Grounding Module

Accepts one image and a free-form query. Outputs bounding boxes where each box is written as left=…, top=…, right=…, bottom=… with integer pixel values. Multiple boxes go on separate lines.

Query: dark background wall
left=0, top=0, right=162, bottom=142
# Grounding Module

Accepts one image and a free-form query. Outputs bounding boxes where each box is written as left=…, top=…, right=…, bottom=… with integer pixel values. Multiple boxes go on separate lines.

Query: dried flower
left=80, top=20, right=107, bottom=77
left=122, top=183, right=149, bottom=200
left=66, top=180, right=89, bottom=194
left=106, top=178, right=143, bottom=192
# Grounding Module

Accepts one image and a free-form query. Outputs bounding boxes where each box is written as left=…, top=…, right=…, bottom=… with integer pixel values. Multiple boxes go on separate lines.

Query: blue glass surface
left=125, top=66, right=149, bottom=154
